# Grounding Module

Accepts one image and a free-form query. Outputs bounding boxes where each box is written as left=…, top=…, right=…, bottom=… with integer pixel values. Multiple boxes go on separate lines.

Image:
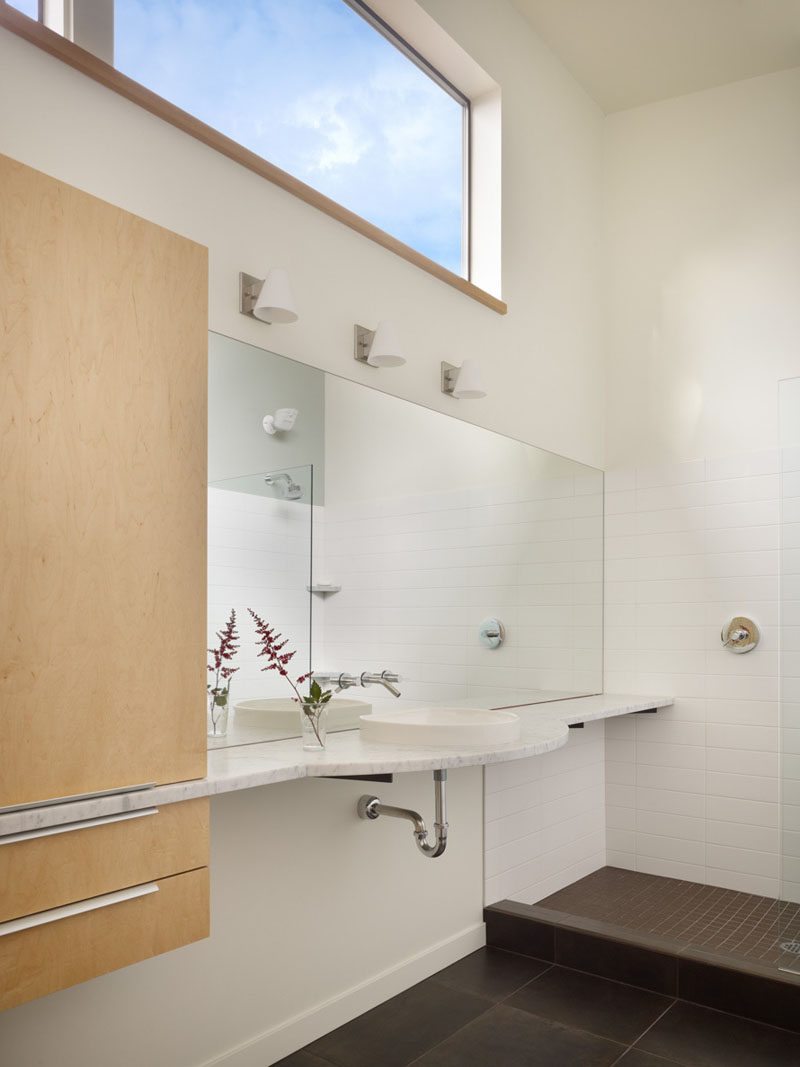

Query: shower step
left=484, top=899, right=800, bottom=1035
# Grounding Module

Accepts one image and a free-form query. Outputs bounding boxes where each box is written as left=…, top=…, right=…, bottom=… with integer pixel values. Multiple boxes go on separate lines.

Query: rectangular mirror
left=208, top=331, right=603, bottom=747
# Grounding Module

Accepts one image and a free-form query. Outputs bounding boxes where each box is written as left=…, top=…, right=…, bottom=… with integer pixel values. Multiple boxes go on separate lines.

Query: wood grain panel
left=0, top=798, right=208, bottom=923
left=0, top=867, right=209, bottom=1012
left=0, top=5, right=507, bottom=315
left=0, top=154, right=208, bottom=806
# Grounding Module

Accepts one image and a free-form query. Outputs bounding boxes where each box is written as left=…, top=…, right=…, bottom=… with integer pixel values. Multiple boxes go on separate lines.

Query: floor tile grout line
left=669, top=995, right=800, bottom=1040
left=623, top=999, right=680, bottom=1058
left=402, top=999, right=499, bottom=1067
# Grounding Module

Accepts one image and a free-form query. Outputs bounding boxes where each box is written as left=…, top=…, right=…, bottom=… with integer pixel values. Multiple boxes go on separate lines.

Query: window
left=10, top=0, right=469, bottom=277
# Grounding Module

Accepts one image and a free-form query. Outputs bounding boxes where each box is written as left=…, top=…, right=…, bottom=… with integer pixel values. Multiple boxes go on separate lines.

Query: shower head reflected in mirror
left=264, top=472, right=304, bottom=500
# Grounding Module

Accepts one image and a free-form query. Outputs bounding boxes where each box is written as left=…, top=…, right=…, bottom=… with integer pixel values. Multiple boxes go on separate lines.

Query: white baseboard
left=198, top=922, right=486, bottom=1067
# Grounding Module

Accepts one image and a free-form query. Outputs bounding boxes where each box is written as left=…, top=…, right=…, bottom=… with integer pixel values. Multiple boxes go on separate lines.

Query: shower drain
left=779, top=940, right=800, bottom=955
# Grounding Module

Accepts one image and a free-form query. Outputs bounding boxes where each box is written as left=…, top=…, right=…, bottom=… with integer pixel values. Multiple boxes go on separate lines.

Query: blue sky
left=114, top=0, right=464, bottom=273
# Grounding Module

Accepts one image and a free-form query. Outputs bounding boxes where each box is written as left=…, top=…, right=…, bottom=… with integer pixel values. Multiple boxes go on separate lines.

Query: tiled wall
left=484, top=721, right=606, bottom=905
left=319, top=476, right=603, bottom=710
left=207, top=487, right=312, bottom=702
left=604, top=452, right=781, bottom=898
left=782, top=446, right=800, bottom=904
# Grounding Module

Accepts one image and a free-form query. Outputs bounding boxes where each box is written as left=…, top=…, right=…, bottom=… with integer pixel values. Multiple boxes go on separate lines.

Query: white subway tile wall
left=207, top=487, right=313, bottom=703
left=320, top=477, right=603, bottom=710
left=484, top=721, right=606, bottom=904
left=605, top=451, right=783, bottom=898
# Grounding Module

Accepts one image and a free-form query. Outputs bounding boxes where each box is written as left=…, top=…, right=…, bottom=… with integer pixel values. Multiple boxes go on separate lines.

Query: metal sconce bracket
left=441, top=361, right=458, bottom=395
left=239, top=271, right=265, bottom=320
left=354, top=324, right=376, bottom=365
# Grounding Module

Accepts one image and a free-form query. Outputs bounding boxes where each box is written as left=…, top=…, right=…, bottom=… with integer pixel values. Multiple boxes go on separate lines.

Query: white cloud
left=114, top=0, right=464, bottom=271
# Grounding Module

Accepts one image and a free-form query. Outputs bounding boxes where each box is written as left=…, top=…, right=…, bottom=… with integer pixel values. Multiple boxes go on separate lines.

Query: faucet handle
left=335, top=673, right=358, bottom=692
left=312, top=672, right=358, bottom=693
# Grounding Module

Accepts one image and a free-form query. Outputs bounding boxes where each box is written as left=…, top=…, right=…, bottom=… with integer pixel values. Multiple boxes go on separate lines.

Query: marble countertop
left=0, top=694, right=672, bottom=836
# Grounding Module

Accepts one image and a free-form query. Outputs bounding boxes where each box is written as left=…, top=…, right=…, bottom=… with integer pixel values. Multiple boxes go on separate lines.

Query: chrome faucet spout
left=360, top=671, right=402, bottom=698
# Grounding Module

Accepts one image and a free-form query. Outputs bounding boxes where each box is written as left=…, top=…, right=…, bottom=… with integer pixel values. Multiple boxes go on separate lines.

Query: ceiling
left=510, top=0, right=800, bottom=113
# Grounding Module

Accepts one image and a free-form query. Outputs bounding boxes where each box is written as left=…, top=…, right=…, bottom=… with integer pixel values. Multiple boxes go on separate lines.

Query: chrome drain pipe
left=357, top=770, right=448, bottom=858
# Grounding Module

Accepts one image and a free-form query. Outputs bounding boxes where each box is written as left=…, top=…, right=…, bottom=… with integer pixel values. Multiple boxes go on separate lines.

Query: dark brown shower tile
left=484, top=903, right=555, bottom=961
left=679, top=955, right=800, bottom=1033
left=555, top=927, right=678, bottom=995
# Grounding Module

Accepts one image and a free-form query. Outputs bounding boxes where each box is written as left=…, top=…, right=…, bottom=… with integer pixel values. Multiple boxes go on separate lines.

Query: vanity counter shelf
left=0, top=694, right=672, bottom=838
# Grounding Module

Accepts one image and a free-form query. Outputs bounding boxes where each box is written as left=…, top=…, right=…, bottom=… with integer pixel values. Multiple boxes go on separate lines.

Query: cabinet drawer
left=0, top=867, right=209, bottom=1012
left=0, top=797, right=208, bottom=923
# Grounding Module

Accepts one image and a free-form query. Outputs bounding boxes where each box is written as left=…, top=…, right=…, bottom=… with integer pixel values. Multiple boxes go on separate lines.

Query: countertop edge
left=0, top=694, right=673, bottom=835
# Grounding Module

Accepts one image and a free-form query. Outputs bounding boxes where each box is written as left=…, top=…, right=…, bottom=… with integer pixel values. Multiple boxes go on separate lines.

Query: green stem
left=304, top=704, right=324, bottom=746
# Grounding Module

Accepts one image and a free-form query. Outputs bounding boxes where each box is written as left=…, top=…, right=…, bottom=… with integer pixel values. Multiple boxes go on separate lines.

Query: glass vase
left=300, top=702, right=328, bottom=750
left=207, top=694, right=230, bottom=739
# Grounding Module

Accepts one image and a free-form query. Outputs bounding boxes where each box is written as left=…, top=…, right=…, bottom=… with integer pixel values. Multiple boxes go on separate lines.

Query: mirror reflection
left=208, top=332, right=603, bottom=748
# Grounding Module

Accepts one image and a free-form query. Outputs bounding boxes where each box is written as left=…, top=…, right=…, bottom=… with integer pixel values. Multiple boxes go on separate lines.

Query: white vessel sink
left=359, top=707, right=521, bottom=747
left=235, top=698, right=371, bottom=730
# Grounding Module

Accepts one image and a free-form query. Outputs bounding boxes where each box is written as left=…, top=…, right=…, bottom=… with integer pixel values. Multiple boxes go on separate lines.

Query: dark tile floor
left=538, top=867, right=800, bottom=971
left=275, top=947, right=800, bottom=1066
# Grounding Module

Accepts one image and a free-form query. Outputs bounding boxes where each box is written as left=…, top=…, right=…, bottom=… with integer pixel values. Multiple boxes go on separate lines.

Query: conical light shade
left=367, top=319, right=405, bottom=367
left=451, top=359, right=486, bottom=399
left=253, top=268, right=298, bottom=324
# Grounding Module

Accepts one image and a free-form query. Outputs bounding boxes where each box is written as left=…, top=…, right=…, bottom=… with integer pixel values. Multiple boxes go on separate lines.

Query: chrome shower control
left=479, top=618, right=505, bottom=649
left=721, top=616, right=760, bottom=654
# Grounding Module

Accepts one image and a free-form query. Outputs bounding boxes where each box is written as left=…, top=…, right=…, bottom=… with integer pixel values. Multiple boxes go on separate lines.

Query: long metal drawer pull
left=0, top=781, right=157, bottom=815
left=0, top=807, right=159, bottom=847
left=0, top=883, right=160, bottom=938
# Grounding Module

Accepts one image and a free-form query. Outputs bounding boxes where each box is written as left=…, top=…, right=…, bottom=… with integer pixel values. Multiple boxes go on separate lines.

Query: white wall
left=604, top=454, right=781, bottom=897
left=485, top=720, right=606, bottom=905
left=0, top=2, right=606, bottom=1063
left=605, top=67, right=800, bottom=470
left=321, top=374, right=603, bottom=707
left=601, top=66, right=800, bottom=900
left=321, top=477, right=603, bottom=708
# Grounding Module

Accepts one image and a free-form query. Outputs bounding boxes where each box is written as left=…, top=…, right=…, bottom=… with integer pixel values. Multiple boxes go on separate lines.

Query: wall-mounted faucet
left=312, top=671, right=401, bottom=697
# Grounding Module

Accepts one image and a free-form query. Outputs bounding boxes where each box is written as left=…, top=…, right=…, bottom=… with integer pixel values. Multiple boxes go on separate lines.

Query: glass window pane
left=114, top=0, right=465, bottom=274
left=7, top=0, right=39, bottom=18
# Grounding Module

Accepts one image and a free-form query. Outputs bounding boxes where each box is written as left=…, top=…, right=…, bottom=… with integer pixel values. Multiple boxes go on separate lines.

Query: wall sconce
left=263, top=408, right=298, bottom=436
left=354, top=320, right=406, bottom=368
left=239, top=269, right=298, bottom=324
left=441, top=360, right=487, bottom=399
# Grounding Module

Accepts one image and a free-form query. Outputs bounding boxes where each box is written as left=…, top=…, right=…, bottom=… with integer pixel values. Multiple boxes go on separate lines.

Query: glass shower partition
left=779, top=378, right=800, bottom=971
left=207, top=464, right=314, bottom=748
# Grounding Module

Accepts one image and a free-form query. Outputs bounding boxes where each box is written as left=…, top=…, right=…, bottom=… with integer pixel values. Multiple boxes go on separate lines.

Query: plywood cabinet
left=0, top=797, right=209, bottom=924
left=0, top=155, right=210, bottom=1007
left=0, top=867, right=210, bottom=1012
left=0, top=153, right=207, bottom=807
